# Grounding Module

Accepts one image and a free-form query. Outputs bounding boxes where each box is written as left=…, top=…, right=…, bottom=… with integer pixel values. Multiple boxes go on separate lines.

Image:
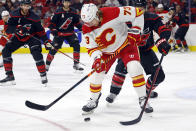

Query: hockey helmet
left=81, top=3, right=98, bottom=23
left=21, top=0, right=31, bottom=5
left=1, top=10, right=9, bottom=17
left=134, top=0, right=147, bottom=7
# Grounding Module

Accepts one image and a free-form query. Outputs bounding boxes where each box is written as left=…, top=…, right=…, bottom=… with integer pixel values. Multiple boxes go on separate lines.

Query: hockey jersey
left=82, top=6, right=144, bottom=60
left=0, top=20, right=12, bottom=46
left=6, top=8, right=48, bottom=42
left=49, top=7, right=82, bottom=36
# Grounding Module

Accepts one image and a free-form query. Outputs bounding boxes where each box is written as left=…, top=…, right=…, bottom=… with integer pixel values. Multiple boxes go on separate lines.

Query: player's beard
left=21, top=8, right=29, bottom=16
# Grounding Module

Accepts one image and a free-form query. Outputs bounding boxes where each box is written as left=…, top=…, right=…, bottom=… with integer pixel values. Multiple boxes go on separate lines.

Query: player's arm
left=117, top=6, right=144, bottom=33
left=5, top=16, right=18, bottom=34
left=154, top=16, right=171, bottom=55
left=74, top=15, right=82, bottom=31
left=48, top=12, right=59, bottom=36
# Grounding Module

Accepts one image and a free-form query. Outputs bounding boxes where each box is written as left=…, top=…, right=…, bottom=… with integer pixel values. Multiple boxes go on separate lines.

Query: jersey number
left=123, top=7, right=132, bottom=16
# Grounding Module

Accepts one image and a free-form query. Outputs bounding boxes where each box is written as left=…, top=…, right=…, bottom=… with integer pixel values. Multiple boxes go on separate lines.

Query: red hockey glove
left=156, top=38, right=171, bottom=56
left=92, top=57, right=106, bottom=73
left=44, top=39, right=54, bottom=50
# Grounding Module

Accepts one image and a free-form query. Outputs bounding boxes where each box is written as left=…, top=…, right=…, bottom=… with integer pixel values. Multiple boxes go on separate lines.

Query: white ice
left=0, top=52, right=196, bottom=131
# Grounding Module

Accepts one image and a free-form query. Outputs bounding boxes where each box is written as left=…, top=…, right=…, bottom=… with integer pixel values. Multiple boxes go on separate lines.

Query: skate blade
left=0, top=81, right=16, bottom=86
left=82, top=110, right=94, bottom=115
left=73, top=70, right=84, bottom=74
left=42, top=83, right=47, bottom=87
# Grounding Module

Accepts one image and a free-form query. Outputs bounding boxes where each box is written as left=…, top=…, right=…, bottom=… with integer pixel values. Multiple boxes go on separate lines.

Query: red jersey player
left=0, top=10, right=12, bottom=67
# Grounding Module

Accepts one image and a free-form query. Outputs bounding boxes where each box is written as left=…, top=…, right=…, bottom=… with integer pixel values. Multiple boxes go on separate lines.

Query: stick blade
left=120, top=117, right=141, bottom=125
left=25, top=100, right=48, bottom=111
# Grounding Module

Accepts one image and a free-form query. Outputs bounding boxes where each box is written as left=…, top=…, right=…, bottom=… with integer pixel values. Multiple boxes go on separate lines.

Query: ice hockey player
left=106, top=0, right=171, bottom=104
left=0, top=10, right=12, bottom=67
left=172, top=5, right=189, bottom=52
left=45, top=0, right=84, bottom=72
left=81, top=3, right=153, bottom=114
left=0, top=0, right=52, bottom=86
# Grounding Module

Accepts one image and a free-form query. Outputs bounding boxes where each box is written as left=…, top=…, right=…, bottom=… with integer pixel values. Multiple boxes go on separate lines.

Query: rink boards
left=13, top=24, right=196, bottom=54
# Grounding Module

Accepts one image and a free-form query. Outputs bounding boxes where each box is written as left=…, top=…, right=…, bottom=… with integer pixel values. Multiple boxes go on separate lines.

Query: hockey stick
left=25, top=48, right=121, bottom=111
left=31, top=35, right=86, bottom=66
left=25, top=69, right=96, bottom=111
left=120, top=54, right=164, bottom=125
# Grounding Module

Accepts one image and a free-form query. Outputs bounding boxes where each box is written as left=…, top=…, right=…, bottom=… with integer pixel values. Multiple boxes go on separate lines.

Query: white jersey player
left=81, top=3, right=153, bottom=114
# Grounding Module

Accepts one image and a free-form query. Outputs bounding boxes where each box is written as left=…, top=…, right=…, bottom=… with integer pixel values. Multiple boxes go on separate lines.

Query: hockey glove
left=156, top=38, right=171, bottom=56
left=51, top=29, right=58, bottom=37
left=15, top=25, right=30, bottom=36
left=92, top=56, right=106, bottom=73
left=44, top=39, right=54, bottom=50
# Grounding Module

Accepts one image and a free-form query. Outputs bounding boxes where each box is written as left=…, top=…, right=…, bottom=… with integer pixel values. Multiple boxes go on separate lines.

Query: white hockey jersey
left=82, top=6, right=144, bottom=60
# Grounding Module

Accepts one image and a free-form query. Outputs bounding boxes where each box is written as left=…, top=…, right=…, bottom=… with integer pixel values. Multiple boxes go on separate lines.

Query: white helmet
left=81, top=3, right=98, bottom=23
left=1, top=10, right=9, bottom=17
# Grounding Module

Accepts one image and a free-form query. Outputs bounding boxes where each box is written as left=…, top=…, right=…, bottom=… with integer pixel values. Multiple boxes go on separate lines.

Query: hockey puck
left=84, top=117, right=90, bottom=122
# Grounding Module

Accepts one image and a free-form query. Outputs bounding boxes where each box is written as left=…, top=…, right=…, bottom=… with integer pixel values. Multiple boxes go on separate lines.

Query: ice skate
left=146, top=90, right=158, bottom=98
left=73, top=63, right=84, bottom=71
left=183, top=47, right=189, bottom=52
left=139, top=96, right=153, bottom=113
left=41, top=76, right=48, bottom=87
left=106, top=93, right=117, bottom=104
left=82, top=93, right=101, bottom=115
left=0, top=75, right=16, bottom=86
left=175, top=47, right=184, bottom=53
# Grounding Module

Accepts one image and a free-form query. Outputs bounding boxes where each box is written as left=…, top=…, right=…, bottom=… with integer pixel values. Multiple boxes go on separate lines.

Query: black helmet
left=134, top=0, right=146, bottom=7
left=21, top=0, right=31, bottom=5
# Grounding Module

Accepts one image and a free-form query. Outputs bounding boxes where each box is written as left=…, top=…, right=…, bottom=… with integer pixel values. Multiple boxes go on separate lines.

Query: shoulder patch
left=135, top=8, right=144, bottom=17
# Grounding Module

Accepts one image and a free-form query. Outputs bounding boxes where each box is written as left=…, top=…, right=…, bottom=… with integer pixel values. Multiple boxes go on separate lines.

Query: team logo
left=95, top=28, right=116, bottom=47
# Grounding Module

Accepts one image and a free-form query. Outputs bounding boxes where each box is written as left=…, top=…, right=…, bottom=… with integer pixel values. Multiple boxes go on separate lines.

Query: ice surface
left=0, top=52, right=196, bottom=131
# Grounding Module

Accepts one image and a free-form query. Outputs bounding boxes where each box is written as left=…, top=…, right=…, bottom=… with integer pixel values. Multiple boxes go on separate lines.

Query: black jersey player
left=45, top=0, right=84, bottom=72
left=173, top=5, right=189, bottom=52
left=0, top=0, right=52, bottom=86
left=106, top=0, right=171, bottom=104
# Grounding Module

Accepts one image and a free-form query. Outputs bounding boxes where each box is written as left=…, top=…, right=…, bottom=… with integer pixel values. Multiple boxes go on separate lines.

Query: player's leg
left=140, top=49, right=165, bottom=98
left=45, top=36, right=64, bottom=71
left=82, top=54, right=116, bottom=114
left=66, top=34, right=84, bottom=71
left=180, top=26, right=189, bottom=52
left=0, top=37, right=7, bottom=67
left=0, top=44, right=4, bottom=67
left=0, top=38, right=22, bottom=85
left=106, top=59, right=127, bottom=103
left=175, top=28, right=184, bottom=52
left=121, top=44, right=153, bottom=113
left=29, top=38, right=48, bottom=86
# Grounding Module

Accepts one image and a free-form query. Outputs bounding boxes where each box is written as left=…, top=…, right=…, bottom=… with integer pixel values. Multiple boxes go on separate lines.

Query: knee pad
left=90, top=72, right=105, bottom=85
left=115, top=59, right=128, bottom=75
left=127, top=61, right=143, bottom=77
left=72, top=43, right=80, bottom=52
left=155, top=68, right=165, bottom=84
left=30, top=45, right=43, bottom=60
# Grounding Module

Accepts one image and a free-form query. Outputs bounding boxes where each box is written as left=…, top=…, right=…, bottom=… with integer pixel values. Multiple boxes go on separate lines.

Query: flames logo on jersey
left=95, top=28, right=116, bottom=47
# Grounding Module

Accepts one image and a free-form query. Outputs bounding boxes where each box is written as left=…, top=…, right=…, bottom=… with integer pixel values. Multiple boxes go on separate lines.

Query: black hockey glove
left=51, top=29, right=58, bottom=37
left=44, top=39, right=54, bottom=50
left=15, top=25, right=30, bottom=36
left=156, top=38, right=171, bottom=56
